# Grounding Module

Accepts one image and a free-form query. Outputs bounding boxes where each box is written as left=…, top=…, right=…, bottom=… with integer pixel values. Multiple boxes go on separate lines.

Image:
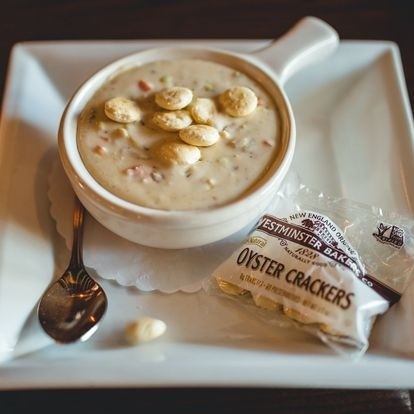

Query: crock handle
left=252, top=16, right=339, bottom=85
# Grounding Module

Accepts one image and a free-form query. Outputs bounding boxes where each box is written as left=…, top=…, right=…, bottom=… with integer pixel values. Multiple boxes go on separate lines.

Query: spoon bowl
left=38, top=197, right=107, bottom=343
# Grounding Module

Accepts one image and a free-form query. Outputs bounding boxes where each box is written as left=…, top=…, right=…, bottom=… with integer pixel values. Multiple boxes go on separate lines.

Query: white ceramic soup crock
left=59, top=16, right=338, bottom=249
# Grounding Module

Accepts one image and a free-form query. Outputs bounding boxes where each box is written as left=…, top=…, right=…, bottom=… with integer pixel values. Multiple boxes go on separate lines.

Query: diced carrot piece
left=138, top=79, right=153, bottom=92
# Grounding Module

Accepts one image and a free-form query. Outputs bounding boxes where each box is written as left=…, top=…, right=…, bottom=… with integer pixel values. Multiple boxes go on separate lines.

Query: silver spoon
left=38, top=196, right=107, bottom=343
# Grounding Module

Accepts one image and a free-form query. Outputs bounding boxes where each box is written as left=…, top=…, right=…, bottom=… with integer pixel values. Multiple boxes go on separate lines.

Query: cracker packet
left=205, top=180, right=414, bottom=357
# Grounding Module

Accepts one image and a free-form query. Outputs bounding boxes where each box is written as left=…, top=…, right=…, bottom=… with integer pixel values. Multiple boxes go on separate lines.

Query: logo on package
left=373, top=222, right=404, bottom=249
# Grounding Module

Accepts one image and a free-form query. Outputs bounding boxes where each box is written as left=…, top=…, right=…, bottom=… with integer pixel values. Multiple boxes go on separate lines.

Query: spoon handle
left=69, top=197, right=85, bottom=268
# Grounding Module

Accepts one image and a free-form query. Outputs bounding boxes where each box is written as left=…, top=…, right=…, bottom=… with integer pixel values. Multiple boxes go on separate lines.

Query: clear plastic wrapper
left=204, top=179, right=414, bottom=357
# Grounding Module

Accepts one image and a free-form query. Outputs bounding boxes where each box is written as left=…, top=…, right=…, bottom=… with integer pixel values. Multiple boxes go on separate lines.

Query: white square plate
left=0, top=40, right=414, bottom=389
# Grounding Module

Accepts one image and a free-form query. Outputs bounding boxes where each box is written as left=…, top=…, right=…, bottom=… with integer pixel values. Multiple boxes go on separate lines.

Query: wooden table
left=1, top=1, right=413, bottom=412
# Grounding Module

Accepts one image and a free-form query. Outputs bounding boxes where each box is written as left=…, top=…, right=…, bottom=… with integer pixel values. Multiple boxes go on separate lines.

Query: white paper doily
left=48, top=157, right=260, bottom=293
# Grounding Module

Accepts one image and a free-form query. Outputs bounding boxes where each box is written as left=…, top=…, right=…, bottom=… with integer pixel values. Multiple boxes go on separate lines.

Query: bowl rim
left=58, top=45, right=296, bottom=224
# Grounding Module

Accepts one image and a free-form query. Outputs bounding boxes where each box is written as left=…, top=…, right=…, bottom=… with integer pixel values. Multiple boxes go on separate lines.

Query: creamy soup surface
left=77, top=59, right=280, bottom=210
